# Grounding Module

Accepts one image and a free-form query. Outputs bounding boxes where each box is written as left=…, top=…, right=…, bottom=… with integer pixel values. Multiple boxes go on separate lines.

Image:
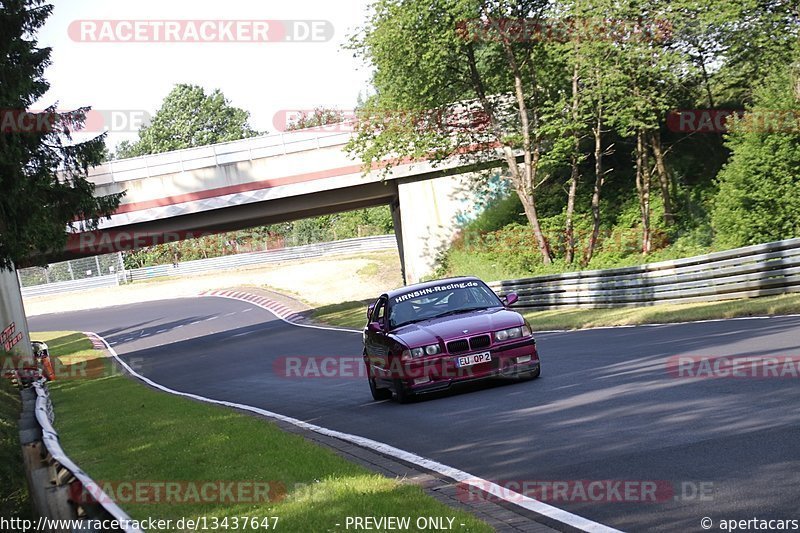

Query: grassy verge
left=310, top=300, right=370, bottom=329
left=308, top=294, right=800, bottom=332
left=37, top=332, right=491, bottom=533
left=0, top=374, right=30, bottom=520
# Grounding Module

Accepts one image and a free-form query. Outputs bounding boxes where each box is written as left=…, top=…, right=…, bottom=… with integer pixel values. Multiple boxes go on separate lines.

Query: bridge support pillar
left=1, top=266, right=33, bottom=361
left=389, top=197, right=407, bottom=284
left=395, top=174, right=473, bottom=285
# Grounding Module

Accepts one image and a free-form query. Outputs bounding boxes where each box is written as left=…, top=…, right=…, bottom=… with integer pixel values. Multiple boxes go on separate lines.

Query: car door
left=364, top=297, right=390, bottom=377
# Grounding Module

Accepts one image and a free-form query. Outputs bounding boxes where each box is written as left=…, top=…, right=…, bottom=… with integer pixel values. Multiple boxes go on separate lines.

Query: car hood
left=389, top=307, right=524, bottom=347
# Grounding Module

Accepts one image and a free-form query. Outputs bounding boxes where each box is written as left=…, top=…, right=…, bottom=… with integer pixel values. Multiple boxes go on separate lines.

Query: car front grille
left=446, top=339, right=470, bottom=353
left=469, top=335, right=491, bottom=350
left=446, top=334, right=491, bottom=354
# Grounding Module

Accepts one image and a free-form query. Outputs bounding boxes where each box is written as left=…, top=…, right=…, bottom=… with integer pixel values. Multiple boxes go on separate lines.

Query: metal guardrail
left=17, top=378, right=143, bottom=532
left=21, top=274, right=120, bottom=298
left=89, top=130, right=352, bottom=185
left=488, top=237, right=800, bottom=309
left=126, top=235, right=397, bottom=282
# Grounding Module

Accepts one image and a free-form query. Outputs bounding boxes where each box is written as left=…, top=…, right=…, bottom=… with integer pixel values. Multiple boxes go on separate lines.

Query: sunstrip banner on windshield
left=393, top=281, right=479, bottom=304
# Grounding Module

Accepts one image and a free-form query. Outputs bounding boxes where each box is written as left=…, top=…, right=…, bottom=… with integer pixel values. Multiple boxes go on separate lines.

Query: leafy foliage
left=350, top=0, right=798, bottom=280
left=712, top=61, right=800, bottom=248
left=0, top=0, right=122, bottom=269
left=285, top=107, right=348, bottom=131
left=114, top=84, right=260, bottom=158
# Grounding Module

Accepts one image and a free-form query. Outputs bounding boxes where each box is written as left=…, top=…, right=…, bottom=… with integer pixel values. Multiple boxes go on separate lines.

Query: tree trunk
left=649, top=129, right=673, bottom=226
left=585, top=110, right=605, bottom=265
left=499, top=37, right=552, bottom=265
left=793, top=59, right=800, bottom=101
left=465, top=41, right=552, bottom=264
left=635, top=129, right=651, bottom=254
left=565, top=62, right=580, bottom=264
left=517, top=185, right=550, bottom=263
left=698, top=50, right=715, bottom=108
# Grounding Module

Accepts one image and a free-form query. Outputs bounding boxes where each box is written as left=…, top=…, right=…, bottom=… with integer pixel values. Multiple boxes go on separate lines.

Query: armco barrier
left=126, top=234, right=397, bottom=282
left=21, top=274, right=120, bottom=298
left=488, top=237, right=800, bottom=309
left=18, top=378, right=143, bottom=532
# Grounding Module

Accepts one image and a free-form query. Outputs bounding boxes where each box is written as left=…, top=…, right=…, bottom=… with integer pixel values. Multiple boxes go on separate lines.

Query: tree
left=0, top=0, right=122, bottom=269
left=285, top=106, right=393, bottom=241
left=711, top=57, right=800, bottom=248
left=116, top=84, right=261, bottom=266
left=607, top=0, right=689, bottom=253
left=285, top=107, right=347, bottom=131
left=703, top=0, right=798, bottom=106
left=348, top=0, right=572, bottom=265
left=114, top=84, right=260, bottom=158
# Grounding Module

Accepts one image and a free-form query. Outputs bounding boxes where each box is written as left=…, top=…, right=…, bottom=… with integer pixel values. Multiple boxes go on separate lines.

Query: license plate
left=455, top=351, right=492, bottom=368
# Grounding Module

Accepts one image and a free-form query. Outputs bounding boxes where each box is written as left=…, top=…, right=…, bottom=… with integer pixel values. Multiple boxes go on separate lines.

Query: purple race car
left=363, top=276, right=540, bottom=403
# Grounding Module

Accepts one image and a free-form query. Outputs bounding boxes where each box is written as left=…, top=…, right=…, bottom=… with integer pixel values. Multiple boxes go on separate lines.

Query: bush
left=711, top=66, right=800, bottom=248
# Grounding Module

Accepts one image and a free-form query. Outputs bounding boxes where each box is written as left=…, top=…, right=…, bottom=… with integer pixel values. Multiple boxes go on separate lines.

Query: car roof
left=384, top=276, right=483, bottom=300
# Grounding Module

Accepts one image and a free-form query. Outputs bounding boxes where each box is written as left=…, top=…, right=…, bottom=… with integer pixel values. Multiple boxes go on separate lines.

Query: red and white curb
left=198, top=289, right=359, bottom=333
left=86, top=333, right=108, bottom=351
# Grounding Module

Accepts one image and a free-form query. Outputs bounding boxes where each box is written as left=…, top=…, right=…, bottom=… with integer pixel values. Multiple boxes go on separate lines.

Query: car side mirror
left=503, top=293, right=519, bottom=307
left=367, top=304, right=376, bottom=320
left=367, top=321, right=383, bottom=333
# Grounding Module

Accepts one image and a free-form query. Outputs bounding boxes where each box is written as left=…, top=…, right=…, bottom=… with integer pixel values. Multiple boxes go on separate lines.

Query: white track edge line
left=88, top=331, right=622, bottom=533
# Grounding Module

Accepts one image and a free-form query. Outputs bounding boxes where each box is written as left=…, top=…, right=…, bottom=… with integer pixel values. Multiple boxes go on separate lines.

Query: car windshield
left=387, top=281, right=502, bottom=329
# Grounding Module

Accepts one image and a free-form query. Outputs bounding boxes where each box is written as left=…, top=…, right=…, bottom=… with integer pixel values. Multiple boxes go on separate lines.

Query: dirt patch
left=24, top=250, right=403, bottom=316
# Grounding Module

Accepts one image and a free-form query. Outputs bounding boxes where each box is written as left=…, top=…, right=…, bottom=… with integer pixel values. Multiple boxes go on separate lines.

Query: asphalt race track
left=29, top=297, right=800, bottom=532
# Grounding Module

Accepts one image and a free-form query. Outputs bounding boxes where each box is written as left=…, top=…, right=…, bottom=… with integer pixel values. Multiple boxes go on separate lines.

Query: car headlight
left=494, top=326, right=527, bottom=342
left=425, top=344, right=441, bottom=355
left=403, top=344, right=440, bottom=359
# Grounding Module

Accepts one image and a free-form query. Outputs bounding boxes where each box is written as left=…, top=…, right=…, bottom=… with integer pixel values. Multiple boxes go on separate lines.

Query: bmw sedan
left=363, top=276, right=540, bottom=403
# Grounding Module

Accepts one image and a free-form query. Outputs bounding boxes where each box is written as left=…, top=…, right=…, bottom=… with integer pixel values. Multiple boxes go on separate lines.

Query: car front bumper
left=373, top=337, right=540, bottom=393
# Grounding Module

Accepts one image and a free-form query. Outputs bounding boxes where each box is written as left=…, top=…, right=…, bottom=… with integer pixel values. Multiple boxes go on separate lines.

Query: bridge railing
left=89, top=130, right=353, bottom=185
left=487, top=237, right=800, bottom=309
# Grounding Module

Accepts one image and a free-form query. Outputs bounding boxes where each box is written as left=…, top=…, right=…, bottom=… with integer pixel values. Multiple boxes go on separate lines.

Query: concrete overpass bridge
left=62, top=130, right=506, bottom=283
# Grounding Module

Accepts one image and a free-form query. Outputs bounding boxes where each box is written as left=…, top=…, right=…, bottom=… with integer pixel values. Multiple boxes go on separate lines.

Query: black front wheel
left=369, top=377, right=392, bottom=401
left=393, top=378, right=414, bottom=404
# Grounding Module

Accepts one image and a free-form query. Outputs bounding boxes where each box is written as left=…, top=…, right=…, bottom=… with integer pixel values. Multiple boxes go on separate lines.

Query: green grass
left=522, top=293, right=800, bottom=331
left=357, top=263, right=380, bottom=277
left=0, top=375, right=30, bottom=520
left=310, top=300, right=370, bottom=329
left=37, top=332, right=491, bottom=533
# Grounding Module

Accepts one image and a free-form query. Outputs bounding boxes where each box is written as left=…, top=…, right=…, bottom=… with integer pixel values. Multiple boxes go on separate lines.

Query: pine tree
left=0, top=0, right=122, bottom=269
